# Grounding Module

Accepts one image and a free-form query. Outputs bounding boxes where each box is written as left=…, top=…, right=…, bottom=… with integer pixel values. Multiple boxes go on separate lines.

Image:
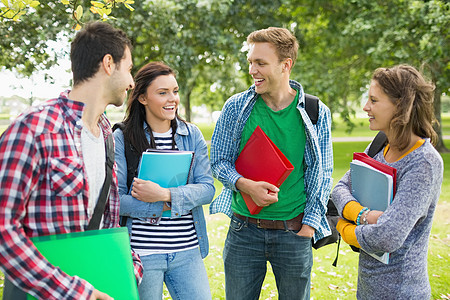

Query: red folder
left=235, top=126, right=294, bottom=214
left=353, top=152, right=397, bottom=197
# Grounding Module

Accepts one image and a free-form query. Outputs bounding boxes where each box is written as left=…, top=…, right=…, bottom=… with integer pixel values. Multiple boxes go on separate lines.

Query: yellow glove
left=336, top=219, right=361, bottom=248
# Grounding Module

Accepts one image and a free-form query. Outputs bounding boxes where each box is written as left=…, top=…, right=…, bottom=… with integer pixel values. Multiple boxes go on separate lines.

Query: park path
left=206, top=136, right=450, bottom=145
left=332, top=135, right=450, bottom=142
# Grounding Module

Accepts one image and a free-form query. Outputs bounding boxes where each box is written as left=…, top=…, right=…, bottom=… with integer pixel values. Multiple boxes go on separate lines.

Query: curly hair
left=372, top=64, right=437, bottom=151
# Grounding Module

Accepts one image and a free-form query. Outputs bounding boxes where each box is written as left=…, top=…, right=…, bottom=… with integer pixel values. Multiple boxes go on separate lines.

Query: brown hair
left=71, top=22, right=132, bottom=86
left=247, top=27, right=299, bottom=68
left=372, top=64, right=437, bottom=151
left=123, top=62, right=184, bottom=154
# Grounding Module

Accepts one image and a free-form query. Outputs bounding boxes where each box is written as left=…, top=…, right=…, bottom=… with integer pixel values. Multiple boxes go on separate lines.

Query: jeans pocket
left=229, top=215, right=245, bottom=232
left=288, top=230, right=313, bottom=241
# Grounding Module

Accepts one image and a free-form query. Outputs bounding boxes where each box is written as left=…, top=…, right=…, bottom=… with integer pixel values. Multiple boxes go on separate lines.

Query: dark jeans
left=2, top=278, right=27, bottom=300
left=223, top=214, right=313, bottom=300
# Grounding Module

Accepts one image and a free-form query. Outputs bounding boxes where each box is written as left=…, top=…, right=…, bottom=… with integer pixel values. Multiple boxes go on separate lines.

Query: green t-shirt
left=232, top=90, right=306, bottom=220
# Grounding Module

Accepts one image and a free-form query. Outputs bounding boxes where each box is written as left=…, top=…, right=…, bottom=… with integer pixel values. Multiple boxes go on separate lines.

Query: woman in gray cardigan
left=332, top=64, right=443, bottom=299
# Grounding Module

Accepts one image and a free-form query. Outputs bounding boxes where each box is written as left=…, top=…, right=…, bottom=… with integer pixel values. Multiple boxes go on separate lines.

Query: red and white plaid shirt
left=0, top=91, right=143, bottom=299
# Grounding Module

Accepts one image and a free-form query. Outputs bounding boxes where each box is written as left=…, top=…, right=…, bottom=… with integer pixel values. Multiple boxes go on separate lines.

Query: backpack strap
left=113, top=123, right=142, bottom=227
left=113, top=123, right=140, bottom=191
left=304, top=93, right=319, bottom=125
left=87, top=133, right=115, bottom=230
left=368, top=131, right=387, bottom=158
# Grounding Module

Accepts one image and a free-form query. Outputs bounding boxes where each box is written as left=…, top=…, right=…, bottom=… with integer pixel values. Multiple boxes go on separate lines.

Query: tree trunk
left=185, top=88, right=192, bottom=122
left=433, top=85, right=449, bottom=153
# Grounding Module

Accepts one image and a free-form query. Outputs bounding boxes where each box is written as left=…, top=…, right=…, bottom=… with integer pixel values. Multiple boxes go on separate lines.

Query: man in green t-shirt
left=210, top=27, right=333, bottom=299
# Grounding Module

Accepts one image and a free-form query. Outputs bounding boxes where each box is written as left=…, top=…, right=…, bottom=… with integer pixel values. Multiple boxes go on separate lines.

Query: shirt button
left=175, top=213, right=179, bottom=216
left=152, top=214, right=156, bottom=217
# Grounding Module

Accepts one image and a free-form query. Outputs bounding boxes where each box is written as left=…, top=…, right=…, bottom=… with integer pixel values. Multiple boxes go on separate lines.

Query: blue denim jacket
left=210, top=80, right=333, bottom=242
left=114, top=119, right=215, bottom=258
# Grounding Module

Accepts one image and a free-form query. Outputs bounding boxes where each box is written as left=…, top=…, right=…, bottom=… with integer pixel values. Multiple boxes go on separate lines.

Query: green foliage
left=0, top=0, right=448, bottom=142
left=0, top=0, right=134, bottom=24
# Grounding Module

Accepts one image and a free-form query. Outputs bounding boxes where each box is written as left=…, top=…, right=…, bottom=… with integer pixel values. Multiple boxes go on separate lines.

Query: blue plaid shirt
left=210, top=80, right=333, bottom=242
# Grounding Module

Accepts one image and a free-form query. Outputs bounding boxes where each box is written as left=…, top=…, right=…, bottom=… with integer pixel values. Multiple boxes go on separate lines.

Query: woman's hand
left=365, top=210, right=383, bottom=224
left=131, top=178, right=171, bottom=203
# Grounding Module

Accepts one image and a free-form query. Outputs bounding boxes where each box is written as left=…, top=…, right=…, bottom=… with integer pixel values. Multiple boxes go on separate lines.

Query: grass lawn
left=202, top=140, right=450, bottom=300
left=0, top=118, right=449, bottom=299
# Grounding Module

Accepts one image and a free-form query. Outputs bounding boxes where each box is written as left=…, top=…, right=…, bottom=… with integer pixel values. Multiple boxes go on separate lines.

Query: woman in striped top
left=114, top=62, right=215, bottom=299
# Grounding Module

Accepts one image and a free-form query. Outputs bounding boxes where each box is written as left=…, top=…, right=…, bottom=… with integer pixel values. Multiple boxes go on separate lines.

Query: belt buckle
left=257, top=218, right=262, bottom=228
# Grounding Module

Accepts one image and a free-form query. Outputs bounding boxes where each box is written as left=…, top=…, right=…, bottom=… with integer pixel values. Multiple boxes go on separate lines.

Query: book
left=353, top=152, right=397, bottom=196
left=137, top=149, right=194, bottom=188
left=27, top=227, right=138, bottom=300
left=235, top=126, right=294, bottom=215
left=350, top=156, right=397, bottom=264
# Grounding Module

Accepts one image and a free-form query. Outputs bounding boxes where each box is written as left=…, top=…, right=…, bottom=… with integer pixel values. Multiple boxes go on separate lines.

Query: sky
left=0, top=61, right=72, bottom=100
left=0, top=36, right=72, bottom=100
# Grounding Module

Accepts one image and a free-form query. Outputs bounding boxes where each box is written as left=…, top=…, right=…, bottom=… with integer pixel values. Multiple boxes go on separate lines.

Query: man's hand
left=89, top=289, right=114, bottom=300
left=236, top=177, right=279, bottom=207
left=131, top=178, right=171, bottom=203
left=297, top=224, right=315, bottom=238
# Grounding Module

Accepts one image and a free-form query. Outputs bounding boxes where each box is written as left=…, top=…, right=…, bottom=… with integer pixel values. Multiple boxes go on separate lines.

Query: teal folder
left=137, top=149, right=194, bottom=188
left=27, top=227, right=139, bottom=300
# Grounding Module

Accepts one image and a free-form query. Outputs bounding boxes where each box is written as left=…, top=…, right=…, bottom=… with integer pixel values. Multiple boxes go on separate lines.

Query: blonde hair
left=247, top=27, right=299, bottom=67
left=372, top=64, right=437, bottom=151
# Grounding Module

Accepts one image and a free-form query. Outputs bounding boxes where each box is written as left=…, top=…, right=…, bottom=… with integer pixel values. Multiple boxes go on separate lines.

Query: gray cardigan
left=332, top=139, right=443, bottom=300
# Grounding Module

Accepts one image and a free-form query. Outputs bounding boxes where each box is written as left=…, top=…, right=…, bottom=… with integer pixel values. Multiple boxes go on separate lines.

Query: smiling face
left=363, top=80, right=397, bottom=134
left=247, top=42, right=287, bottom=96
left=138, top=74, right=180, bottom=132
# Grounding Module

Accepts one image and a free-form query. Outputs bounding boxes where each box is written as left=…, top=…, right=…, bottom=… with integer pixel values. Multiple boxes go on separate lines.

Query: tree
left=0, top=0, right=134, bottom=25
left=1, top=0, right=448, bottom=150
left=108, top=0, right=251, bottom=121
left=254, top=0, right=449, bottom=151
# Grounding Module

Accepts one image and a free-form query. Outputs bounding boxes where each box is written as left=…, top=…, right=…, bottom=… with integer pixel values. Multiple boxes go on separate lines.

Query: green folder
left=27, top=227, right=139, bottom=300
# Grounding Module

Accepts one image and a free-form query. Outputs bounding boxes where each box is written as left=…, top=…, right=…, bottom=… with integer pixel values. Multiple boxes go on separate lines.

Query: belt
left=233, top=212, right=304, bottom=231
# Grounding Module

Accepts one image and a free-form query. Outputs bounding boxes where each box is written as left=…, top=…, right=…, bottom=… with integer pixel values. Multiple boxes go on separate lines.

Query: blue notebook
left=350, top=161, right=393, bottom=211
left=350, top=160, right=394, bottom=264
left=137, top=149, right=194, bottom=188
left=27, top=227, right=138, bottom=300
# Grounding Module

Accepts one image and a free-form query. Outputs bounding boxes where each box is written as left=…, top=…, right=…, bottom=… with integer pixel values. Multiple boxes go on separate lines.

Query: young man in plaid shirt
left=0, top=22, right=142, bottom=300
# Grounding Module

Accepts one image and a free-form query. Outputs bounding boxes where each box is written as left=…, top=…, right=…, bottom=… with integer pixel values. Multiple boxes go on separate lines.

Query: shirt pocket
left=50, top=157, right=84, bottom=197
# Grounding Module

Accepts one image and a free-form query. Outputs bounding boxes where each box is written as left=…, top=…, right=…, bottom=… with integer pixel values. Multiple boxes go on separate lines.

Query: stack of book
left=350, top=152, right=397, bottom=264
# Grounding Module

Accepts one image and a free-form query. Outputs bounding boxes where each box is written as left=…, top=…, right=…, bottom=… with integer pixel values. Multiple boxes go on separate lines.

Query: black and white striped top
left=130, top=128, right=198, bottom=256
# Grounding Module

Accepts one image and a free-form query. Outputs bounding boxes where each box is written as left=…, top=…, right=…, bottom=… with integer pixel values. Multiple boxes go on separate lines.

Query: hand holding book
left=131, top=177, right=171, bottom=203
left=235, top=177, right=279, bottom=208
left=235, top=126, right=294, bottom=214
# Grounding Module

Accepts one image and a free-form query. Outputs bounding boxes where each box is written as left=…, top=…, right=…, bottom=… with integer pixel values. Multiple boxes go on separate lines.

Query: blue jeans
left=138, top=247, right=211, bottom=300
left=223, top=214, right=313, bottom=300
